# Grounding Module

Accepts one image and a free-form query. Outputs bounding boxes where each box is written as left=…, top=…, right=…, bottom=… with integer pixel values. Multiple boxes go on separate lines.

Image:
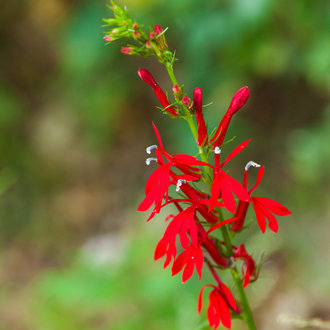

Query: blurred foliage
left=0, top=0, right=329, bottom=329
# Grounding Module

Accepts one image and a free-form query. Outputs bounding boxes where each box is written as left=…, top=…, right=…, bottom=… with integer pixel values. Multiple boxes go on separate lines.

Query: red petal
left=222, top=139, right=251, bottom=167
left=252, top=198, right=267, bottom=233
left=182, top=260, right=195, bottom=283
left=173, top=154, right=210, bottom=167
left=219, top=283, right=237, bottom=311
left=217, top=294, right=231, bottom=329
left=249, top=166, right=265, bottom=194
left=152, top=121, right=164, bottom=149
left=171, top=250, right=187, bottom=276
left=209, top=173, right=221, bottom=211
left=207, top=217, right=239, bottom=235
left=254, top=196, right=291, bottom=216
left=223, top=172, right=250, bottom=202
left=220, top=175, right=237, bottom=213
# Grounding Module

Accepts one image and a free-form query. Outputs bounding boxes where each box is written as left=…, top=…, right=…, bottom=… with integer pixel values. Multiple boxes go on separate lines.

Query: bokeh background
left=0, top=0, right=329, bottom=329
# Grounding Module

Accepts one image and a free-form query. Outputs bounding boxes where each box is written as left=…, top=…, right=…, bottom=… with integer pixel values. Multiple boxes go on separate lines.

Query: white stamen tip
left=214, top=147, right=221, bottom=154
left=146, top=145, right=157, bottom=154
left=176, top=179, right=186, bottom=192
left=146, top=157, right=157, bottom=165
left=245, top=161, right=261, bottom=171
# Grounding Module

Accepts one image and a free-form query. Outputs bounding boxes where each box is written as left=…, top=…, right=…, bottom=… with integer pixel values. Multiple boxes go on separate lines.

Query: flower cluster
left=105, top=3, right=291, bottom=329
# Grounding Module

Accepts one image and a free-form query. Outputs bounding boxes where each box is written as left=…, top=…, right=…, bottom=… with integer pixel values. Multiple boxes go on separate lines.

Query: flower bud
left=120, top=46, right=133, bottom=55
left=228, top=86, right=250, bottom=115
left=132, top=23, right=138, bottom=29
left=182, top=96, right=191, bottom=106
left=149, top=32, right=156, bottom=39
left=104, top=35, right=112, bottom=42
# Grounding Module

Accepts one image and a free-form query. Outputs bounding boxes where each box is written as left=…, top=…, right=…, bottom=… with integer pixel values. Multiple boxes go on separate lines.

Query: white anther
left=176, top=179, right=186, bottom=192
left=146, top=157, right=157, bottom=165
left=245, top=161, right=261, bottom=171
left=214, top=147, right=221, bottom=154
left=146, top=145, right=157, bottom=154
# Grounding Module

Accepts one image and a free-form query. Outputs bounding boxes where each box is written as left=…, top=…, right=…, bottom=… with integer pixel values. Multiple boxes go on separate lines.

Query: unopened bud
left=172, top=85, right=180, bottom=93
left=145, top=40, right=152, bottom=48
left=121, top=46, right=133, bottom=55
left=133, top=31, right=141, bottom=38
left=104, top=35, right=112, bottom=42
left=132, top=23, right=138, bottom=29
left=149, top=32, right=156, bottom=39
left=182, top=96, right=191, bottom=106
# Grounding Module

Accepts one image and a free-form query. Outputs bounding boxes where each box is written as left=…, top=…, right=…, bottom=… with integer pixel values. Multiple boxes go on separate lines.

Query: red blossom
left=138, top=69, right=178, bottom=116
left=232, top=163, right=291, bottom=233
left=138, top=123, right=207, bottom=217
left=209, top=141, right=251, bottom=213
left=154, top=24, right=168, bottom=49
left=211, top=87, right=250, bottom=148
left=198, top=283, right=237, bottom=329
left=193, top=87, right=208, bottom=146
left=172, top=243, right=204, bottom=283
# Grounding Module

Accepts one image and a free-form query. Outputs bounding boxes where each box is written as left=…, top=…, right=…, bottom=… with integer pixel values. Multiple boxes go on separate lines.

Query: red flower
left=232, top=162, right=292, bottom=233
left=172, top=243, right=204, bottom=283
left=209, top=141, right=251, bottom=213
left=193, top=87, right=208, bottom=146
left=138, top=123, right=207, bottom=217
left=198, top=283, right=237, bottom=329
left=211, top=87, right=250, bottom=148
left=233, top=244, right=257, bottom=288
left=138, top=69, right=178, bottom=116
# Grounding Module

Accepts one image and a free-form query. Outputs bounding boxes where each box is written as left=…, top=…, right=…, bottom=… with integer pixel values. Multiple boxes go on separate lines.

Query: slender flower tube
left=138, top=69, right=178, bottom=116
left=211, top=87, right=250, bottom=148
left=193, top=87, right=208, bottom=146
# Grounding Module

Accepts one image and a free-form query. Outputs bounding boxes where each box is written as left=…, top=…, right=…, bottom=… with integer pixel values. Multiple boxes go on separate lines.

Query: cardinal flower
left=172, top=243, right=204, bottom=283
left=138, top=69, right=177, bottom=116
left=198, top=282, right=238, bottom=329
left=211, top=87, right=250, bottom=148
left=209, top=141, right=251, bottom=213
left=232, top=161, right=292, bottom=233
left=193, top=87, right=208, bottom=146
left=233, top=244, right=257, bottom=288
left=138, top=123, right=208, bottom=218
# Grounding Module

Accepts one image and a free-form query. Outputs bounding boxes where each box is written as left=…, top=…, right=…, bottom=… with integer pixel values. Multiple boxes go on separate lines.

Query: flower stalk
left=104, top=3, right=291, bottom=329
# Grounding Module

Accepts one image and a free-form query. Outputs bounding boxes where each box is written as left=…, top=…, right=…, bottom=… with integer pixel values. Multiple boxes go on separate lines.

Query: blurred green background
left=0, top=0, right=329, bottom=329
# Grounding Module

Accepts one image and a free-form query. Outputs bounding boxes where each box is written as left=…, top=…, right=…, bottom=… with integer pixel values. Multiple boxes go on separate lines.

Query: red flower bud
left=104, top=35, right=112, bottom=42
left=120, top=46, right=132, bottom=55
left=172, top=85, right=180, bottom=93
left=138, top=69, right=178, bottom=116
left=211, top=86, right=250, bottom=148
left=228, top=86, right=250, bottom=115
left=132, top=23, right=138, bottom=29
left=193, top=87, right=208, bottom=146
left=182, top=96, right=191, bottom=106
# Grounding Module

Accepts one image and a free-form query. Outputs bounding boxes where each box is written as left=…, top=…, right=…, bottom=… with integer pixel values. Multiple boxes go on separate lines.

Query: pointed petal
left=222, top=139, right=251, bottom=167
left=207, top=217, right=239, bottom=235
left=220, top=175, right=237, bottom=213
left=223, top=172, right=250, bottom=202
left=219, top=283, right=237, bottom=311
left=249, top=166, right=265, bottom=194
left=254, top=196, right=291, bottom=216
left=152, top=121, right=164, bottom=149
left=252, top=198, right=267, bottom=233
left=209, top=173, right=221, bottom=211
left=182, top=260, right=195, bottom=283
